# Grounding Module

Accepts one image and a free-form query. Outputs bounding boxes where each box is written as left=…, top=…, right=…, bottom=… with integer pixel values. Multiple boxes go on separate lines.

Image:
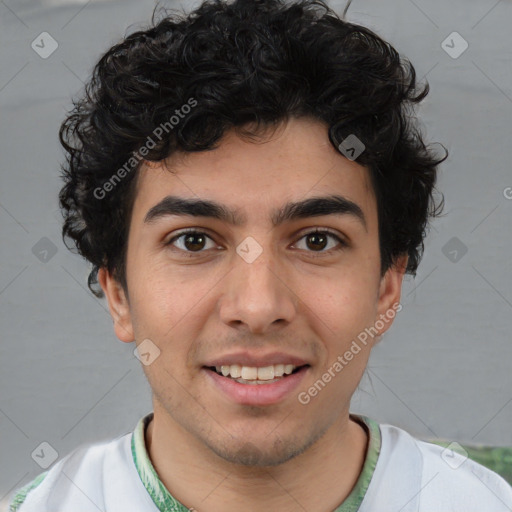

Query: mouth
left=203, top=364, right=310, bottom=405
left=205, top=363, right=308, bottom=384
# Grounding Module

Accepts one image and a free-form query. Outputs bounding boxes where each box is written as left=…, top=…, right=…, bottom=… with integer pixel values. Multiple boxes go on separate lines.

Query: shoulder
left=378, top=422, right=512, bottom=511
left=7, top=433, right=133, bottom=512
left=413, top=432, right=512, bottom=507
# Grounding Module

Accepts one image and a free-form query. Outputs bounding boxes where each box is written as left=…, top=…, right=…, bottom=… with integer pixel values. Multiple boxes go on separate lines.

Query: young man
left=9, top=0, right=512, bottom=510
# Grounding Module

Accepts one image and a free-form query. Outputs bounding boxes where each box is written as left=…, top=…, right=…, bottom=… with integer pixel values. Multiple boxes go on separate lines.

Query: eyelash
left=165, top=228, right=348, bottom=257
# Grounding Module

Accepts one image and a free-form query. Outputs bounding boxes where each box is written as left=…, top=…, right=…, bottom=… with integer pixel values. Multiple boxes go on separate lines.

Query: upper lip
left=204, top=352, right=310, bottom=368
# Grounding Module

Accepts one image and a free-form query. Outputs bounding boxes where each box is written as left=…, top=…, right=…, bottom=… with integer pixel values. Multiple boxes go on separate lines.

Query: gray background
left=1, top=0, right=511, bottom=507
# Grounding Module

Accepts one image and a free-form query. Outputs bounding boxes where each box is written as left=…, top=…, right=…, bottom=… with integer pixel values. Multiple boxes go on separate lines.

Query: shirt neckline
left=333, top=413, right=382, bottom=511
left=131, top=411, right=381, bottom=512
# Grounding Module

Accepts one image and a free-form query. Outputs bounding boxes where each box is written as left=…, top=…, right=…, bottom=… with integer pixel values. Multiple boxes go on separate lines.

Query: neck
left=145, top=407, right=369, bottom=512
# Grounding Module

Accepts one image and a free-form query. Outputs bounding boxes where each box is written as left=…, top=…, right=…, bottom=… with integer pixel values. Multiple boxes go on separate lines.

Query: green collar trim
left=131, top=412, right=381, bottom=512
left=131, top=412, right=189, bottom=512
left=333, top=414, right=382, bottom=511
left=9, top=471, right=49, bottom=511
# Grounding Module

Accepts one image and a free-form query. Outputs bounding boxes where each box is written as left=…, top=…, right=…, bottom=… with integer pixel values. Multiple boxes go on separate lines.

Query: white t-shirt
left=8, top=412, right=512, bottom=511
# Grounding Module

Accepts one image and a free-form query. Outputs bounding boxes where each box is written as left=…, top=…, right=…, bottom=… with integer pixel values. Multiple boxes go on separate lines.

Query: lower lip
left=204, top=366, right=309, bottom=406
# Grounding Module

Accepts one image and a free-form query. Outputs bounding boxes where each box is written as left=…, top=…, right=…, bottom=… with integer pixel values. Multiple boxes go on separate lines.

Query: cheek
left=128, top=264, right=216, bottom=352
left=301, top=269, right=379, bottom=347
left=318, top=293, right=376, bottom=343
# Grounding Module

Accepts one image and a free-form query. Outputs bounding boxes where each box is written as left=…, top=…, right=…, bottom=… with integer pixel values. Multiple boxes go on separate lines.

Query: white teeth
left=229, top=364, right=241, bottom=378
left=213, top=363, right=300, bottom=380
left=257, top=366, right=274, bottom=380
left=284, top=364, right=295, bottom=375
left=233, top=377, right=283, bottom=385
left=241, top=366, right=258, bottom=380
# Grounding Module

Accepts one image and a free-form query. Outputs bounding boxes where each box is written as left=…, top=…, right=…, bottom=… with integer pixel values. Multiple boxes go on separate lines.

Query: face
left=100, top=116, right=405, bottom=467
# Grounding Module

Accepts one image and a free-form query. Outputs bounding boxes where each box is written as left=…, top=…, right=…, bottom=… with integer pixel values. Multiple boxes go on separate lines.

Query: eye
left=293, top=229, right=347, bottom=255
left=166, top=229, right=218, bottom=253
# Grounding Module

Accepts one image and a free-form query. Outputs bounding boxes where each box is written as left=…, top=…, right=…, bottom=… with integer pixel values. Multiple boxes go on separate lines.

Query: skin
left=99, top=116, right=407, bottom=512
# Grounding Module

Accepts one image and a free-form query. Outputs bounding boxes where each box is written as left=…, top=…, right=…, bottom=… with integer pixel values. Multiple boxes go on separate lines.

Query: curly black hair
left=59, top=0, right=447, bottom=298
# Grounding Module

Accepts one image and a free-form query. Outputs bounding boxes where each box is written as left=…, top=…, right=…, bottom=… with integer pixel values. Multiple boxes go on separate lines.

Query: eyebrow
left=144, top=194, right=367, bottom=230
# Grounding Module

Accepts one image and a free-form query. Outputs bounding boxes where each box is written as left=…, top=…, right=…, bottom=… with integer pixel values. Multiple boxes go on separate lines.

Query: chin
left=207, top=427, right=324, bottom=468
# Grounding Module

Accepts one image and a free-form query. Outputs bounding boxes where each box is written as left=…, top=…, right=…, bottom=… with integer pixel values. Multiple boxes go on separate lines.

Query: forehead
left=131, top=117, right=376, bottom=227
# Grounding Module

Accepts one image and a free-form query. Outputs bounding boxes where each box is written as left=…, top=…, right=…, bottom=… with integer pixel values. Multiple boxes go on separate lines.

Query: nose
left=217, top=245, right=298, bottom=334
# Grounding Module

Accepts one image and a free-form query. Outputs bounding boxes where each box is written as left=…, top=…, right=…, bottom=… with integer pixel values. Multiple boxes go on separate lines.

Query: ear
left=373, top=254, right=408, bottom=342
left=98, top=267, right=134, bottom=343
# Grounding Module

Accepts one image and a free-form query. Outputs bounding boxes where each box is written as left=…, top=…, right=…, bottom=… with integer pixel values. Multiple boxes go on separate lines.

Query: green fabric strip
left=9, top=471, right=49, bottom=511
left=131, top=412, right=381, bottom=512
left=131, top=413, right=190, bottom=511
left=333, top=415, right=382, bottom=511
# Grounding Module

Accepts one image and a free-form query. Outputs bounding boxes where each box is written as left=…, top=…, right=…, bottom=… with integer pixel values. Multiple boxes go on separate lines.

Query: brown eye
left=294, top=229, right=347, bottom=255
left=305, top=232, right=329, bottom=251
left=182, top=233, right=207, bottom=251
left=166, top=230, right=216, bottom=253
